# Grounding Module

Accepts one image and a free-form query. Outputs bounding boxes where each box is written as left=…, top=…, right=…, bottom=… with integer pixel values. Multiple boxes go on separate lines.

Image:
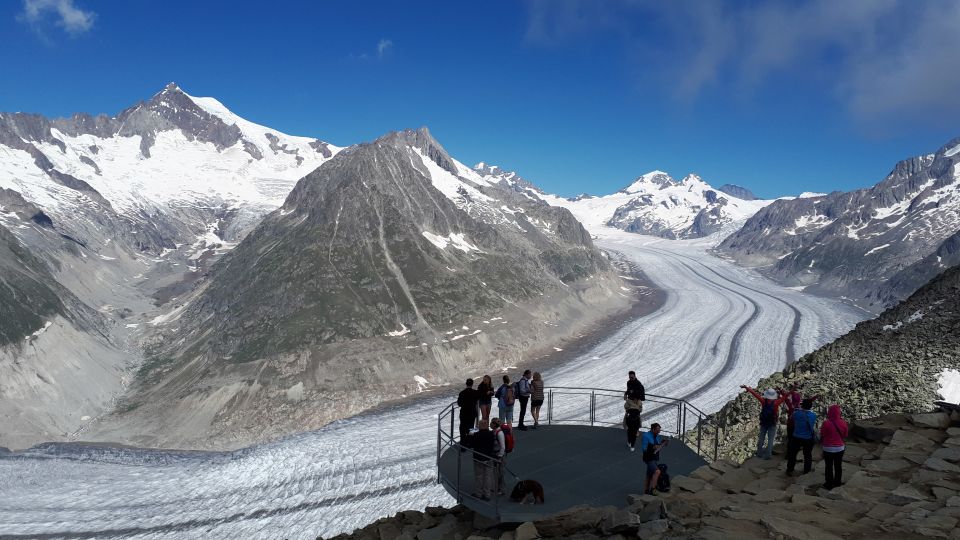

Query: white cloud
left=377, top=38, right=393, bottom=59
left=19, top=0, right=96, bottom=36
left=524, top=0, right=960, bottom=130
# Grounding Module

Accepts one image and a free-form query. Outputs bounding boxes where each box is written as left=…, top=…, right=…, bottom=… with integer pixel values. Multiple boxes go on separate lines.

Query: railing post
left=547, top=390, right=553, bottom=426
left=451, top=405, right=456, bottom=442
left=456, top=442, right=463, bottom=503
left=682, top=404, right=687, bottom=443
left=437, top=412, right=443, bottom=483
left=590, top=391, right=596, bottom=426
left=697, top=413, right=703, bottom=456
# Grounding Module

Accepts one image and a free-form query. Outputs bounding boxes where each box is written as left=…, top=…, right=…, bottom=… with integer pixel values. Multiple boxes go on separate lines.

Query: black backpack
left=759, top=399, right=776, bottom=427
left=656, top=464, right=671, bottom=492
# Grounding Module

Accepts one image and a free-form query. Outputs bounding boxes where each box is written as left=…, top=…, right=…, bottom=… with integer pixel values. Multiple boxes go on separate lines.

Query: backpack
left=505, top=385, right=515, bottom=406
left=759, top=399, right=776, bottom=427
left=513, top=381, right=523, bottom=398
left=498, top=425, right=515, bottom=453
left=656, top=464, right=671, bottom=492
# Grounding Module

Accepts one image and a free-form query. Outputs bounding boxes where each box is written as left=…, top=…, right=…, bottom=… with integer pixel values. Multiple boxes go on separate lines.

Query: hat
left=762, top=388, right=778, bottom=400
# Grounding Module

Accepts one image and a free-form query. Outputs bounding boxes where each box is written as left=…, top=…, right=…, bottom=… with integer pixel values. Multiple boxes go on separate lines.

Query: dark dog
left=510, top=480, right=545, bottom=504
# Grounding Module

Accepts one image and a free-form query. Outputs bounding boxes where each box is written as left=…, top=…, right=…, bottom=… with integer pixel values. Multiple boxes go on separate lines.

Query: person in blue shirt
left=787, top=398, right=818, bottom=475
left=641, top=423, right=669, bottom=494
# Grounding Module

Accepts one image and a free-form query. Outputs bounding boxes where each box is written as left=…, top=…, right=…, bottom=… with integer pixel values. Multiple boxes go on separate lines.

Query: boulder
left=924, top=458, right=960, bottom=473
left=753, top=489, right=788, bottom=503
left=636, top=501, right=665, bottom=523
left=911, top=413, right=951, bottom=429
left=760, top=516, right=842, bottom=540
left=377, top=523, right=402, bottom=540
left=851, top=420, right=896, bottom=443
left=886, top=484, right=932, bottom=505
left=672, top=475, right=707, bottom=493
left=932, top=447, right=960, bottom=463
left=416, top=515, right=457, bottom=540
left=714, top=468, right=756, bottom=493
left=532, top=506, right=612, bottom=537
left=514, top=522, right=539, bottom=540
left=599, top=509, right=640, bottom=535
left=947, top=496, right=960, bottom=508
left=863, top=458, right=912, bottom=474
left=742, top=475, right=788, bottom=495
left=932, top=487, right=958, bottom=502
left=689, top=465, right=721, bottom=482
left=637, top=519, right=670, bottom=537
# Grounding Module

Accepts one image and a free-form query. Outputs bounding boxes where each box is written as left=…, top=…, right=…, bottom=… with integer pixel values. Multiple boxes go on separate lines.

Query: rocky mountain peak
left=619, top=170, right=676, bottom=193
left=375, top=127, right=458, bottom=175
left=718, top=183, right=758, bottom=201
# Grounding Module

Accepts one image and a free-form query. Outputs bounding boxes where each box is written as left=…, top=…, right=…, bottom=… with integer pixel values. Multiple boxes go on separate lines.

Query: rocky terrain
left=704, top=263, right=960, bottom=463
left=473, top=167, right=771, bottom=240
left=323, top=409, right=960, bottom=539
left=86, top=128, right=631, bottom=450
left=718, top=136, right=960, bottom=311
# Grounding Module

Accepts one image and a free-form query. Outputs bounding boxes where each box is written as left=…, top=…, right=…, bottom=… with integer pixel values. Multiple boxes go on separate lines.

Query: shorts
left=645, top=460, right=659, bottom=478
left=532, top=399, right=544, bottom=407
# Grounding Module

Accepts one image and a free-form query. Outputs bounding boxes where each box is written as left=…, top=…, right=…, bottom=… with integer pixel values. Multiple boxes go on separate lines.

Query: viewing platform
left=436, top=387, right=720, bottom=523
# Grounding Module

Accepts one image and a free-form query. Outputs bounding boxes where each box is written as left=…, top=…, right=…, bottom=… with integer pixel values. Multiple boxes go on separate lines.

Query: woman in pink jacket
left=820, top=404, right=849, bottom=490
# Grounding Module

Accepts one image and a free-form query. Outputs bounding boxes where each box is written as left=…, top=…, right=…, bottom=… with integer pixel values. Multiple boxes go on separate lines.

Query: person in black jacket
left=469, top=420, right=497, bottom=500
left=625, top=371, right=645, bottom=401
left=458, top=379, right=480, bottom=442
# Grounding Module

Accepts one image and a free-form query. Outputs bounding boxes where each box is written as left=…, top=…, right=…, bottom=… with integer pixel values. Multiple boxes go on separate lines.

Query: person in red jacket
left=740, top=385, right=786, bottom=459
left=820, top=404, right=849, bottom=490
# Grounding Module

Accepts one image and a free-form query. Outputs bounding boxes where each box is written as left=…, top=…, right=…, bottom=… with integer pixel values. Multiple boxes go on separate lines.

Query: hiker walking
left=624, top=391, right=643, bottom=451
left=641, top=423, right=668, bottom=495
left=458, top=379, right=480, bottom=442
left=530, top=371, right=545, bottom=429
left=787, top=398, right=818, bottom=475
left=468, top=420, right=497, bottom=500
left=495, top=375, right=515, bottom=424
left=516, top=370, right=533, bottom=431
left=477, top=375, right=494, bottom=424
left=625, top=371, right=645, bottom=401
left=741, top=385, right=785, bottom=459
left=820, top=404, right=849, bottom=490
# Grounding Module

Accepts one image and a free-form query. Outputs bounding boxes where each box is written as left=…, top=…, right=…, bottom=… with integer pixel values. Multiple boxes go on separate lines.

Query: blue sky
left=2, top=0, right=959, bottom=199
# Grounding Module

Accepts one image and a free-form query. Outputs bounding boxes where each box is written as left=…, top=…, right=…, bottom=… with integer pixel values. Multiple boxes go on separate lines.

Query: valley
left=0, top=228, right=864, bottom=540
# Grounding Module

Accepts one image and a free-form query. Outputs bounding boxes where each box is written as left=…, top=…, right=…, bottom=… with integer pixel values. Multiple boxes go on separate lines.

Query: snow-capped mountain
left=473, top=166, right=772, bottom=239
left=0, top=84, right=340, bottom=449
left=0, top=82, right=340, bottom=254
left=718, top=136, right=960, bottom=311
left=94, top=128, right=629, bottom=449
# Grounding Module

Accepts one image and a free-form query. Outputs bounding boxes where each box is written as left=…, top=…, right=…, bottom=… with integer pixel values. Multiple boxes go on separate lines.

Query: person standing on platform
left=458, top=379, right=480, bottom=442
left=530, top=371, right=545, bottom=429
left=469, top=420, right=496, bottom=500
left=625, top=371, right=645, bottom=401
left=641, top=423, right=668, bottom=495
left=516, top=370, right=533, bottom=431
left=495, top=375, right=515, bottom=424
left=624, top=391, right=643, bottom=451
left=477, top=375, right=494, bottom=424
left=491, top=418, right=509, bottom=495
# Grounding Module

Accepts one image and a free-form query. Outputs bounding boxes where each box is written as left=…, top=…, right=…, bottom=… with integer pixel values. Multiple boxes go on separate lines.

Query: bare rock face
left=718, top=136, right=960, bottom=312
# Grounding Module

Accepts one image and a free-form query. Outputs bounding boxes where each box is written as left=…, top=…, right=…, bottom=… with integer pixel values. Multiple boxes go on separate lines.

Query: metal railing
left=436, top=386, right=724, bottom=512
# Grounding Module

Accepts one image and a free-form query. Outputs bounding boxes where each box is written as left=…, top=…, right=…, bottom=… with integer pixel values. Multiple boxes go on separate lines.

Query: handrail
left=437, top=385, right=724, bottom=519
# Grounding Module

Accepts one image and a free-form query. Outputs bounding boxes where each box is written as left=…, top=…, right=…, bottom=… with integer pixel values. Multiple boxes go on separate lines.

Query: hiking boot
left=518, top=425, right=528, bottom=431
